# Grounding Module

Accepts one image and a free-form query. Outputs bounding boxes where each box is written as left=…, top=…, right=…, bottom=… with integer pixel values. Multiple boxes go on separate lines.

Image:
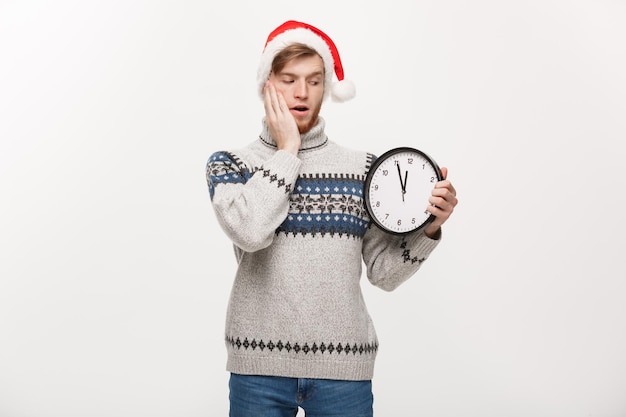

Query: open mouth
left=291, top=106, right=309, bottom=112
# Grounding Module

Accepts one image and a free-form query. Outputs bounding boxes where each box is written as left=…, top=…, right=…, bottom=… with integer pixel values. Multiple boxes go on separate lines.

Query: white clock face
left=365, top=147, right=441, bottom=234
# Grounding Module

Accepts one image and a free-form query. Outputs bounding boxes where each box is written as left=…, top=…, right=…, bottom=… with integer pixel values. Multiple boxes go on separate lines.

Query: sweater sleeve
left=206, top=149, right=301, bottom=252
left=361, top=225, right=441, bottom=291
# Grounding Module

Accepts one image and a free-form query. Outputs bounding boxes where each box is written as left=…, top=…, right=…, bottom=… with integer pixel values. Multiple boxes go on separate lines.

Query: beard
left=296, top=102, right=322, bottom=133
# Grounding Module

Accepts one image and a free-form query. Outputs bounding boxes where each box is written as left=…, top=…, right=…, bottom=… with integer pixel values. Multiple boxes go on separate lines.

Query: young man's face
left=268, top=54, right=325, bottom=134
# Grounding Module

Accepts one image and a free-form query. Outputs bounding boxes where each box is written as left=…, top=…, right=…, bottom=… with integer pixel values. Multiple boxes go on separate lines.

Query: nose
left=294, top=79, right=308, bottom=99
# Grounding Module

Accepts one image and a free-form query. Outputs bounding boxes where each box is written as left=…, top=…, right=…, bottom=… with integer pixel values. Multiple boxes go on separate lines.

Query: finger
left=433, top=180, right=454, bottom=194
left=428, top=195, right=447, bottom=211
left=428, top=194, right=458, bottom=216
left=276, top=89, right=289, bottom=113
left=267, top=81, right=283, bottom=113
left=436, top=167, right=457, bottom=195
left=431, top=183, right=457, bottom=202
left=433, top=179, right=456, bottom=197
left=263, top=81, right=276, bottom=117
left=425, top=204, right=450, bottom=224
left=443, top=181, right=457, bottom=196
left=262, top=80, right=269, bottom=96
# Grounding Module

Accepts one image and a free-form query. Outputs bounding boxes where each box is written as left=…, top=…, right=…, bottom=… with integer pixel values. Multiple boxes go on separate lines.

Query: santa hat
left=257, top=20, right=356, bottom=102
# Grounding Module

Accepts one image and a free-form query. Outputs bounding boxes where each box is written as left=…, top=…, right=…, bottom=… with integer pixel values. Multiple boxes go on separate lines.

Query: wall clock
left=364, top=147, right=443, bottom=235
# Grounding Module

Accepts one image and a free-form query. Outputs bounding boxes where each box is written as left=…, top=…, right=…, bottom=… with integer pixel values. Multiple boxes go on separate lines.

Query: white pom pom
left=331, top=79, right=356, bottom=102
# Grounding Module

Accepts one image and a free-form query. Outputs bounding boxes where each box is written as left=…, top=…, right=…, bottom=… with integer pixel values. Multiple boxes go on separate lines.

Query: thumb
left=440, top=166, right=448, bottom=180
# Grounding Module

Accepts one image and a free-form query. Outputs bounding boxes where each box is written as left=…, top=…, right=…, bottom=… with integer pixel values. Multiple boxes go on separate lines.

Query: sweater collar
left=259, top=117, right=328, bottom=152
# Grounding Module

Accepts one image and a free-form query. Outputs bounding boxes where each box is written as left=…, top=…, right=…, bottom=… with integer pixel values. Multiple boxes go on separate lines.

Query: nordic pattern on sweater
left=205, top=118, right=439, bottom=381
left=208, top=153, right=372, bottom=238
left=207, top=151, right=290, bottom=199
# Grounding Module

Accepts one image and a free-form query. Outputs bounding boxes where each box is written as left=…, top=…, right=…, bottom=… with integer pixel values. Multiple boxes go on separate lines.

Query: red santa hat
left=257, top=20, right=356, bottom=102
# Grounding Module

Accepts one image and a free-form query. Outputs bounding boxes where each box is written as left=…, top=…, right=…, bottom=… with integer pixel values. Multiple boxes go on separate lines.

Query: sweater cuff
left=405, top=228, right=441, bottom=258
left=424, top=227, right=442, bottom=241
left=262, top=150, right=302, bottom=185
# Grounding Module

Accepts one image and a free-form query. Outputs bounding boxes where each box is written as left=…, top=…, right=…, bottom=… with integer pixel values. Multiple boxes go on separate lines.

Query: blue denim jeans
left=229, top=373, right=374, bottom=417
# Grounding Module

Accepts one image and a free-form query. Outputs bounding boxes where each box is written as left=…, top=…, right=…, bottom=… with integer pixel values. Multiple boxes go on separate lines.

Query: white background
left=1, top=1, right=625, bottom=416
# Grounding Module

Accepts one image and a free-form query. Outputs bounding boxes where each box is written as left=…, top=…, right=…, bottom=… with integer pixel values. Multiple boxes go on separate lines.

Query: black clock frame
left=364, top=146, right=443, bottom=235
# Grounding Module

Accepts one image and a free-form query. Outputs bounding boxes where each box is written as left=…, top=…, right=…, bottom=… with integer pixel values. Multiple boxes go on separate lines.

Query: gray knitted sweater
left=206, top=117, right=440, bottom=381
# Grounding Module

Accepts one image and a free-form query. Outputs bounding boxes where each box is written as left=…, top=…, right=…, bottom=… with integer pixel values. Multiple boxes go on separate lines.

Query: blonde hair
left=271, top=43, right=324, bottom=78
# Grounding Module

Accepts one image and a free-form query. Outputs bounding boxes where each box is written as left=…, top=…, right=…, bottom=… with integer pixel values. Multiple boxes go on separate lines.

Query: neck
left=259, top=117, right=328, bottom=152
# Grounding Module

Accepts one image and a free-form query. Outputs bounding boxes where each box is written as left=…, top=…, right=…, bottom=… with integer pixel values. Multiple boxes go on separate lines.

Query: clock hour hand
left=403, top=170, right=408, bottom=193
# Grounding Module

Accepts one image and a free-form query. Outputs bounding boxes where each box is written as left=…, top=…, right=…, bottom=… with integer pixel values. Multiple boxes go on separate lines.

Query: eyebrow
left=279, top=71, right=324, bottom=79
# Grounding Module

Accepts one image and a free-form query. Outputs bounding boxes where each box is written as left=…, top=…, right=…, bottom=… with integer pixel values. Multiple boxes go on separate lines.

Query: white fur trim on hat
left=257, top=22, right=356, bottom=102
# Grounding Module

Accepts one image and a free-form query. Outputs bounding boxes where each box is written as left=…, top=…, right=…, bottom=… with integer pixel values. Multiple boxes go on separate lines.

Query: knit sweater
left=206, top=117, right=440, bottom=381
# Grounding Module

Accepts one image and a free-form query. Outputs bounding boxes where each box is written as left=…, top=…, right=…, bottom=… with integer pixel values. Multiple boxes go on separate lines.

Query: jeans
left=229, top=373, right=374, bottom=417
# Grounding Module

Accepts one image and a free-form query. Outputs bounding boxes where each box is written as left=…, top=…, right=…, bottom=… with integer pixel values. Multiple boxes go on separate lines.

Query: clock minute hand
left=396, top=163, right=406, bottom=202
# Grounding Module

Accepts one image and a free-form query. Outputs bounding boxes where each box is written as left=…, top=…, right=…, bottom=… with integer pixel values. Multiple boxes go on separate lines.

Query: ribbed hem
left=227, top=351, right=376, bottom=381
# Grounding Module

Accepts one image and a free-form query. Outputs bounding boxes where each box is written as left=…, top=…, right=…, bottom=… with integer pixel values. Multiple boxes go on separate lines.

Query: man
left=206, top=20, right=458, bottom=417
